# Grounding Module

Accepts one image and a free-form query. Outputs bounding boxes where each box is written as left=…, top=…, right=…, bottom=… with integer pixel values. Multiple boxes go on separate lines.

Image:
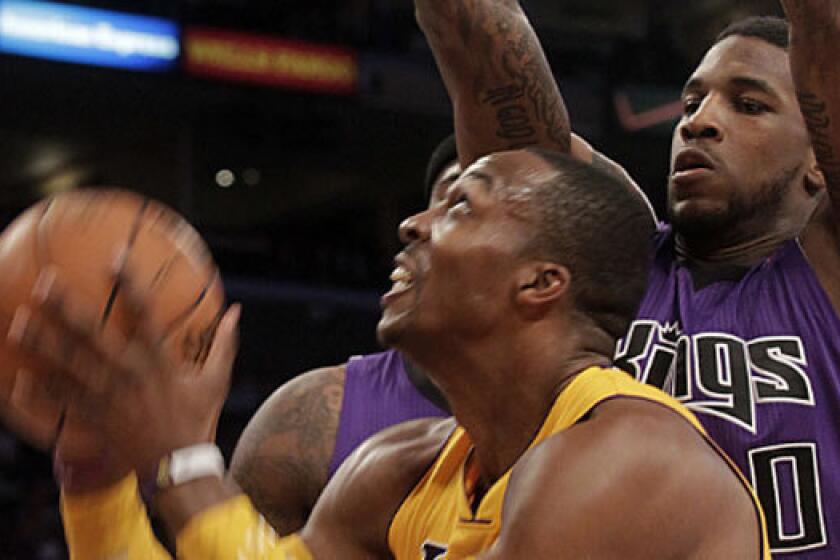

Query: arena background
left=0, top=0, right=784, bottom=556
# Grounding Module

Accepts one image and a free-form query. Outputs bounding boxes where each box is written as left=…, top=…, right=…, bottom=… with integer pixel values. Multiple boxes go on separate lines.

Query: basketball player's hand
left=8, top=266, right=241, bottom=479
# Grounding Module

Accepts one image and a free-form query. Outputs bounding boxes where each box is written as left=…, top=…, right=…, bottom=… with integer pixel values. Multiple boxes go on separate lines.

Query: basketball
left=0, top=189, right=225, bottom=460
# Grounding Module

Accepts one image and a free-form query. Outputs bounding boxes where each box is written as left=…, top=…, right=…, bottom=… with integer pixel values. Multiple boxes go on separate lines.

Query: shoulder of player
left=495, top=398, right=738, bottom=557
left=260, top=363, right=347, bottom=410
left=230, top=364, right=346, bottom=472
left=512, top=397, right=712, bottom=493
left=529, top=397, right=733, bottom=493
left=304, top=417, right=456, bottom=556
left=332, top=416, right=457, bottom=498
left=228, top=364, right=346, bottom=533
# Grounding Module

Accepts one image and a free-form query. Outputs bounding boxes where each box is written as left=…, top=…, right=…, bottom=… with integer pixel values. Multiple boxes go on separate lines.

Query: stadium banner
left=184, top=26, right=357, bottom=95
left=0, top=0, right=179, bottom=71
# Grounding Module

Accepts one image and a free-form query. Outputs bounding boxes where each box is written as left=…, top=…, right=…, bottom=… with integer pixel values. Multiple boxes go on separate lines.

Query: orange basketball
left=0, top=189, right=225, bottom=460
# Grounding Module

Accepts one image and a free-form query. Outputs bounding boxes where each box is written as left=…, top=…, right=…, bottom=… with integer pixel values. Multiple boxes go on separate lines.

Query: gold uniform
left=61, top=367, right=769, bottom=559
left=388, top=367, right=770, bottom=559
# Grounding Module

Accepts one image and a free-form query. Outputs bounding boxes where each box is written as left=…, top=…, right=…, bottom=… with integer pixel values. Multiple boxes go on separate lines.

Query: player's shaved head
left=521, top=148, right=655, bottom=339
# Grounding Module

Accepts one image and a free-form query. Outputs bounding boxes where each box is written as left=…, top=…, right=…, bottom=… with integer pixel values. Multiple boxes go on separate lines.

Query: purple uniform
left=616, top=227, right=839, bottom=557
left=327, top=349, right=449, bottom=477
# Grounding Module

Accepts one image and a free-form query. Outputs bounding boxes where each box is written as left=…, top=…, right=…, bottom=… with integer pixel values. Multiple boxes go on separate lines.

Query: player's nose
left=679, top=98, right=723, bottom=142
left=398, top=210, right=433, bottom=245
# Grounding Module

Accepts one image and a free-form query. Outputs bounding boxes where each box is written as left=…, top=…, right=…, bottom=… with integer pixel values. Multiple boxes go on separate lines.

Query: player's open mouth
left=671, top=149, right=715, bottom=184
left=388, top=265, right=414, bottom=294
left=381, top=262, right=417, bottom=307
left=382, top=252, right=420, bottom=307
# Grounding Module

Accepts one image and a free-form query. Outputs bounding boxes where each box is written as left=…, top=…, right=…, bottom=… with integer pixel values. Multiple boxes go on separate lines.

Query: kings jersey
left=616, top=228, right=840, bottom=556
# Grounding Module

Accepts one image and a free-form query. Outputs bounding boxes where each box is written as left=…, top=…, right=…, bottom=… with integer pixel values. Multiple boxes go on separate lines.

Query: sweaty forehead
left=465, top=150, right=555, bottom=193
left=689, top=36, right=792, bottom=92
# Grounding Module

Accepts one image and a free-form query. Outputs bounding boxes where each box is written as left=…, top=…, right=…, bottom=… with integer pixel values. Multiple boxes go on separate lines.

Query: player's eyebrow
left=728, top=76, right=780, bottom=98
left=436, top=174, right=459, bottom=193
left=682, top=75, right=779, bottom=99
left=441, top=168, right=462, bottom=183
left=681, top=77, right=704, bottom=96
left=460, top=171, right=494, bottom=192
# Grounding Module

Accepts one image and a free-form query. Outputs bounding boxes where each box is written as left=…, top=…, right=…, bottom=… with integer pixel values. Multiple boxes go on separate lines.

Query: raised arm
left=415, top=1, right=653, bottom=219
left=782, top=2, right=840, bottom=230
left=414, top=0, right=571, bottom=165
left=229, top=365, right=344, bottom=535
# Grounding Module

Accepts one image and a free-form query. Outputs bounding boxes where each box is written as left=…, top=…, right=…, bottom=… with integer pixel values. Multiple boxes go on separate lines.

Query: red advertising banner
left=184, top=26, right=357, bottom=94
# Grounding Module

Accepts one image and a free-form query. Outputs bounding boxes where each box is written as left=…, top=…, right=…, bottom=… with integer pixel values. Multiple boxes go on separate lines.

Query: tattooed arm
left=415, top=1, right=652, bottom=218
left=228, top=365, right=344, bottom=535
left=781, top=2, right=840, bottom=228
left=415, top=0, right=570, bottom=165
left=780, top=1, right=840, bottom=306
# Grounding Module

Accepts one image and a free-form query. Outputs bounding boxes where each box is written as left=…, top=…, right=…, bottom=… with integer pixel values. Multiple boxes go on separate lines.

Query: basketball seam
left=100, top=196, right=150, bottom=327
left=145, top=206, right=220, bottom=340
left=162, top=269, right=221, bottom=336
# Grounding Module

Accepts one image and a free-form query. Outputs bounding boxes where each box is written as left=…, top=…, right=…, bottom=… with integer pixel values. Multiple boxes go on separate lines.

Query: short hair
left=424, top=134, right=458, bottom=199
left=521, top=148, right=654, bottom=340
left=715, top=16, right=789, bottom=50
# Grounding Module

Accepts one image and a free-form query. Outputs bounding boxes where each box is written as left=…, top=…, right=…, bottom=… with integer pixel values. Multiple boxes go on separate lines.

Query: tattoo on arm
left=798, top=91, right=840, bottom=189
left=483, top=85, right=537, bottom=146
left=461, top=1, right=570, bottom=151
left=229, top=367, right=344, bottom=535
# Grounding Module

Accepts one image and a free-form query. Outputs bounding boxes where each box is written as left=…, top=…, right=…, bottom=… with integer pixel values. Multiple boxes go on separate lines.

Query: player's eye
left=683, top=96, right=702, bottom=115
left=736, top=97, right=768, bottom=115
left=447, top=192, right=471, bottom=216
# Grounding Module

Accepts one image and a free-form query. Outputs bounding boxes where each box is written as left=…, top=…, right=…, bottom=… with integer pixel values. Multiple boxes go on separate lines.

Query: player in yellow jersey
left=12, top=148, right=769, bottom=559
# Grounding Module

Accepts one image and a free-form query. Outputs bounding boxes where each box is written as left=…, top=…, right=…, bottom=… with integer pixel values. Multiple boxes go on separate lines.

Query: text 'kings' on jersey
left=617, top=226, right=840, bottom=556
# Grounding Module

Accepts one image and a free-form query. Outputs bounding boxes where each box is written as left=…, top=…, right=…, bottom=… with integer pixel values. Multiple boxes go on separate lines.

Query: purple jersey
left=616, top=227, right=840, bottom=557
left=327, top=349, right=449, bottom=477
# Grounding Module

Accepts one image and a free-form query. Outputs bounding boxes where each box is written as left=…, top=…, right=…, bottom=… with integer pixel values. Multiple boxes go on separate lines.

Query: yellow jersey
left=62, top=367, right=769, bottom=559
left=388, top=366, right=770, bottom=560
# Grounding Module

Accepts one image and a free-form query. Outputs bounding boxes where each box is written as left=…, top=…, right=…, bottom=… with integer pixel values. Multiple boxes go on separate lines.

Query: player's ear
left=805, top=149, right=826, bottom=197
left=515, top=262, right=571, bottom=317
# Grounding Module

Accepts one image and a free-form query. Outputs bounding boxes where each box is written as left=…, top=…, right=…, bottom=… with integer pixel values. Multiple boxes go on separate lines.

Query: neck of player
left=674, top=209, right=809, bottom=268
left=402, top=317, right=613, bottom=486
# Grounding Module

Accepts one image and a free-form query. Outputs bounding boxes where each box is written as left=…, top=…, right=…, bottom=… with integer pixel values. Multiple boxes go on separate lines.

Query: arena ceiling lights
left=0, top=0, right=179, bottom=71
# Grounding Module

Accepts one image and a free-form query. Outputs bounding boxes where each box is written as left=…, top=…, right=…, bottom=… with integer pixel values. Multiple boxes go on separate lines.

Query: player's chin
left=376, top=312, right=406, bottom=349
left=379, top=301, right=428, bottom=350
left=668, top=199, right=730, bottom=236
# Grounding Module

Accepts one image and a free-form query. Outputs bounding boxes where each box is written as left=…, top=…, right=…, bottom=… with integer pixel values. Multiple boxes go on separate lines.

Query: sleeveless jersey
left=388, top=367, right=768, bottom=560
left=328, top=350, right=449, bottom=477
left=616, top=227, right=840, bottom=556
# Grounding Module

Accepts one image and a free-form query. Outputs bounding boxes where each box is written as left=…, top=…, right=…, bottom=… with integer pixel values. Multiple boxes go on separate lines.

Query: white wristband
left=156, top=443, right=225, bottom=490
